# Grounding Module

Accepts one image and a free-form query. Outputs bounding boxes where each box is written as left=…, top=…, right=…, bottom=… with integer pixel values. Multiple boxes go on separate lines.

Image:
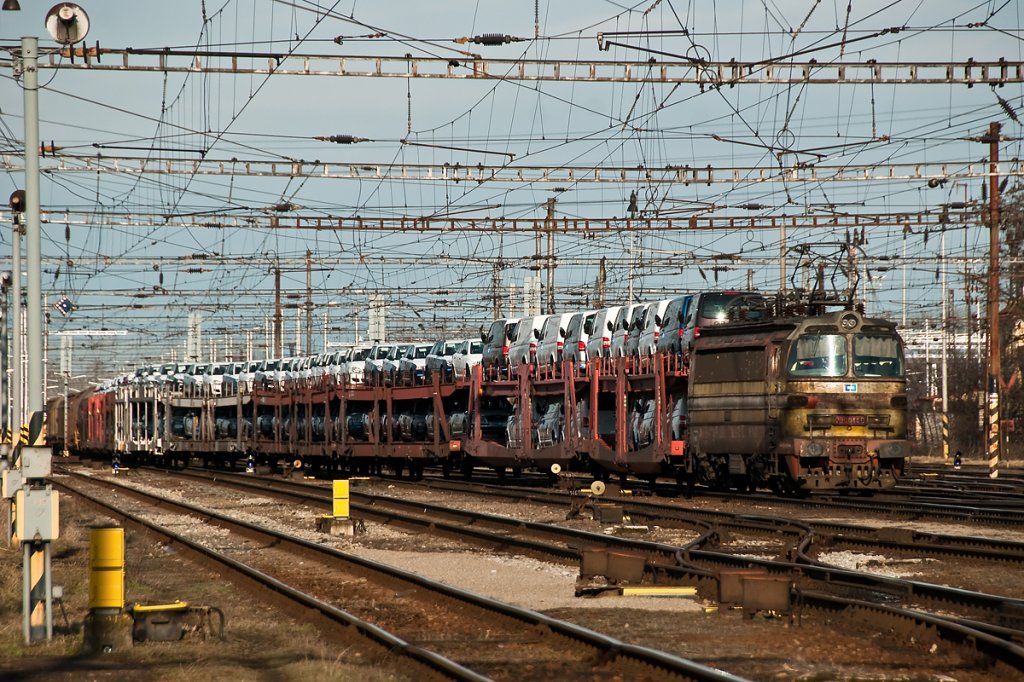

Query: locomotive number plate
left=833, top=415, right=867, bottom=426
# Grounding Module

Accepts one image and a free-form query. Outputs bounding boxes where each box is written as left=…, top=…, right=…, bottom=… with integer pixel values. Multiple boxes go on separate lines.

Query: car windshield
left=485, top=322, right=503, bottom=342
left=853, top=334, right=904, bottom=377
left=788, top=334, right=848, bottom=377
left=414, top=346, right=431, bottom=359
left=444, top=341, right=459, bottom=354
left=698, top=294, right=738, bottom=322
left=470, top=340, right=483, bottom=353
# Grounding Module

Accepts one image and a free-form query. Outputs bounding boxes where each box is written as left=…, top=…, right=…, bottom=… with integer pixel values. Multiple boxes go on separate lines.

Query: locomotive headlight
left=879, top=442, right=903, bottom=458
left=840, top=312, right=859, bottom=330
left=805, top=441, right=825, bottom=457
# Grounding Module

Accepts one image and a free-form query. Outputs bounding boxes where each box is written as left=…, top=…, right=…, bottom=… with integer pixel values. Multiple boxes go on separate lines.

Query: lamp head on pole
left=45, top=3, right=89, bottom=44
left=2, top=0, right=21, bottom=12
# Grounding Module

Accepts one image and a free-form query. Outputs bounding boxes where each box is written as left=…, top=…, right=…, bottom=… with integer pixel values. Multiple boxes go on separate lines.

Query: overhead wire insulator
left=313, top=135, right=370, bottom=144
left=994, top=91, right=1021, bottom=124
left=453, top=34, right=522, bottom=46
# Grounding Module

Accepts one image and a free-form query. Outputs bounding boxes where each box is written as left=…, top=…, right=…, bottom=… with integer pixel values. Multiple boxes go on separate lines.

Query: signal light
left=786, top=394, right=818, bottom=408
left=8, top=189, right=25, bottom=211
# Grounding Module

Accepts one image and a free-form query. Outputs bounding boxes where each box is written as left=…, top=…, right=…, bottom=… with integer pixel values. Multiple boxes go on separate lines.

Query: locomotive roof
left=696, top=309, right=899, bottom=340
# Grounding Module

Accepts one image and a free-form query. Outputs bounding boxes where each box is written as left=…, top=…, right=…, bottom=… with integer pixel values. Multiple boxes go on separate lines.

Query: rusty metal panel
left=580, top=548, right=608, bottom=578
left=692, top=349, right=766, bottom=383
left=581, top=548, right=645, bottom=583
left=742, top=575, right=793, bottom=618
left=592, top=503, right=623, bottom=524
left=717, top=568, right=768, bottom=605
left=605, top=551, right=645, bottom=583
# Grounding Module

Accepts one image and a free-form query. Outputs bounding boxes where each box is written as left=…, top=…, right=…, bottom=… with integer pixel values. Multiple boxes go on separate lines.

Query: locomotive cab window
left=853, top=334, right=903, bottom=377
left=787, top=334, right=847, bottom=377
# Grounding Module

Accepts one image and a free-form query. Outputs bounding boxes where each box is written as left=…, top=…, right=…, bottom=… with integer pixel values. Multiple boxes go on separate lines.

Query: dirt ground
left=0, top=493, right=408, bottom=682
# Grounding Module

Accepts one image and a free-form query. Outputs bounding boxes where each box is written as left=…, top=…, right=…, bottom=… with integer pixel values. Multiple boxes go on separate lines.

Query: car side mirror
left=583, top=320, right=593, bottom=334
left=559, top=327, right=566, bottom=337
left=607, top=320, right=615, bottom=332
left=534, top=328, right=542, bottom=340
left=654, top=314, right=662, bottom=326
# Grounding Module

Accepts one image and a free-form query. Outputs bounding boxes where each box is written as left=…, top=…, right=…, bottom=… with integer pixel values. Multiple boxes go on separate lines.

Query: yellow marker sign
left=619, top=586, right=698, bottom=597
left=332, top=480, right=350, bottom=519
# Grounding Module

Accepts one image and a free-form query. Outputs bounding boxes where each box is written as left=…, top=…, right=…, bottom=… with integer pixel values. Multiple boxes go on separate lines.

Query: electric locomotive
left=687, top=308, right=907, bottom=493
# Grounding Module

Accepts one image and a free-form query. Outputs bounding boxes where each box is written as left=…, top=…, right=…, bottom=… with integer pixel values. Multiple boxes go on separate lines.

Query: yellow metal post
left=84, top=526, right=132, bottom=653
left=332, top=480, right=350, bottom=519
left=89, top=527, right=125, bottom=611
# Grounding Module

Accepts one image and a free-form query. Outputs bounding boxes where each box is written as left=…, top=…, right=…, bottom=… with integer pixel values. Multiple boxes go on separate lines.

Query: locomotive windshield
left=853, top=334, right=904, bottom=377
left=787, top=332, right=904, bottom=378
left=787, top=334, right=848, bottom=377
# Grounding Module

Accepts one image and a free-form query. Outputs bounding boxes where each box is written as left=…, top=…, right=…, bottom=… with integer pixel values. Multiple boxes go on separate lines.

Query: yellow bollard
left=83, top=526, right=132, bottom=653
left=316, top=480, right=357, bottom=536
left=89, top=526, right=125, bottom=610
left=332, top=480, right=350, bottom=519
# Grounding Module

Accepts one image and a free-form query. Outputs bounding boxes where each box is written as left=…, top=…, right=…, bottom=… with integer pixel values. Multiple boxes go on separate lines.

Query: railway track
left=893, top=464, right=1024, bottom=502
left=55, top=468, right=743, bottom=682
left=400, top=467, right=1024, bottom=525
left=125, top=465, right=1024, bottom=668
left=370, top=473, right=1024, bottom=563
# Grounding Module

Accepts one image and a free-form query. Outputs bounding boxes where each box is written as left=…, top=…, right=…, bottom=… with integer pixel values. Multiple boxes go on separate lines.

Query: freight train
left=48, top=305, right=908, bottom=493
